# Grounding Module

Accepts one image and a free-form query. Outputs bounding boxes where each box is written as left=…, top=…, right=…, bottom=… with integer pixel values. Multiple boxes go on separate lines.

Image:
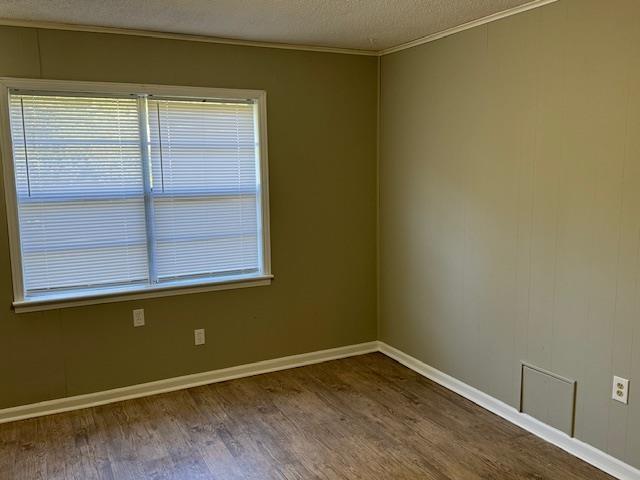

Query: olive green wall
left=0, top=26, right=378, bottom=409
left=379, top=0, right=640, bottom=468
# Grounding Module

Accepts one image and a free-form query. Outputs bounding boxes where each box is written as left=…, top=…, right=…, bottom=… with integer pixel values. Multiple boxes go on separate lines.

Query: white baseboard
left=0, top=341, right=379, bottom=424
left=378, top=341, right=640, bottom=480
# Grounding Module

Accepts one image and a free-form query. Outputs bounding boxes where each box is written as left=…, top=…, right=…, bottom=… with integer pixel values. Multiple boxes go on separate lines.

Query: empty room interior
left=0, top=0, right=639, bottom=478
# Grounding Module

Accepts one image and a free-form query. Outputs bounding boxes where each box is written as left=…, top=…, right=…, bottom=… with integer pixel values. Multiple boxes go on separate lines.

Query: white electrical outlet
left=612, top=376, right=630, bottom=404
left=194, top=328, right=205, bottom=346
left=132, top=309, right=145, bottom=327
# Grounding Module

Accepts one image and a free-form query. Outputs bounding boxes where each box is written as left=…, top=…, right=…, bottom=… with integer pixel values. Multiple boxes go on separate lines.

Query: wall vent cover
left=520, top=362, right=576, bottom=437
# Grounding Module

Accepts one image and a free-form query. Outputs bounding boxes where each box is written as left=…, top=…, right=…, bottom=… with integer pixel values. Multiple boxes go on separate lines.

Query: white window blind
left=10, top=94, right=148, bottom=295
left=7, top=88, right=267, bottom=303
left=147, top=99, right=260, bottom=281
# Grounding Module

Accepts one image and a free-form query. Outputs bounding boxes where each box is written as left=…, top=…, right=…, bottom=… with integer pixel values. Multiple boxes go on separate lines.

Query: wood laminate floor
left=0, top=353, right=613, bottom=480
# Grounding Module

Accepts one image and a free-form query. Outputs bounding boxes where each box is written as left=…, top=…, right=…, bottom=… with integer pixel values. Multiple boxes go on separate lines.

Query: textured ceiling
left=0, top=0, right=536, bottom=52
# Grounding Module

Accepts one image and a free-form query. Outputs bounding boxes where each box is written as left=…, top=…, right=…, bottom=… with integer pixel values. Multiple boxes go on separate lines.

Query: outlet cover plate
left=133, top=309, right=145, bottom=327
left=194, top=328, right=205, bottom=346
left=612, top=376, right=629, bottom=404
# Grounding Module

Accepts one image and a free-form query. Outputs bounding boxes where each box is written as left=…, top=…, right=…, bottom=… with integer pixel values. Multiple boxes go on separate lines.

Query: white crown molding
left=0, top=18, right=378, bottom=56
left=377, top=0, right=559, bottom=56
left=0, top=341, right=379, bottom=424
left=378, top=342, right=640, bottom=480
left=1, top=1, right=557, bottom=58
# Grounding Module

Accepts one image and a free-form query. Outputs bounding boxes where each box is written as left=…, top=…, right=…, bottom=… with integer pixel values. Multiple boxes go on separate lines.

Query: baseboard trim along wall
left=377, top=342, right=640, bottom=480
left=0, top=341, right=379, bottom=424
left=1, top=340, right=638, bottom=480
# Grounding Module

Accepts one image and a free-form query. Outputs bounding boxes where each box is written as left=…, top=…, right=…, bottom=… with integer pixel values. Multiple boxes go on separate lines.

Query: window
left=0, top=79, right=271, bottom=312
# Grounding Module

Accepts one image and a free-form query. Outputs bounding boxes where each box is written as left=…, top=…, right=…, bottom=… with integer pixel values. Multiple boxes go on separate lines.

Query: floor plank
left=0, top=353, right=614, bottom=479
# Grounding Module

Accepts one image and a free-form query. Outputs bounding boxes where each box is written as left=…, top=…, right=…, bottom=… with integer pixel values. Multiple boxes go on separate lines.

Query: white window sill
left=12, top=274, right=274, bottom=313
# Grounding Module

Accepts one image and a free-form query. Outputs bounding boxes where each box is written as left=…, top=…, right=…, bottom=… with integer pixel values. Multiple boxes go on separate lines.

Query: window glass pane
left=9, top=94, right=149, bottom=295
left=148, top=99, right=261, bottom=281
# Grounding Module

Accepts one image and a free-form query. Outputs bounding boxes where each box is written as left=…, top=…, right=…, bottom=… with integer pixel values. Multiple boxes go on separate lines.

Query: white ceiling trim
left=0, top=18, right=377, bottom=56
left=378, top=0, right=558, bottom=55
left=0, top=0, right=558, bottom=58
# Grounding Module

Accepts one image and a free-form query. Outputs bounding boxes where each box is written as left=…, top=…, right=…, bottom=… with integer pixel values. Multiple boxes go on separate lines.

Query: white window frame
left=0, top=78, right=272, bottom=313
